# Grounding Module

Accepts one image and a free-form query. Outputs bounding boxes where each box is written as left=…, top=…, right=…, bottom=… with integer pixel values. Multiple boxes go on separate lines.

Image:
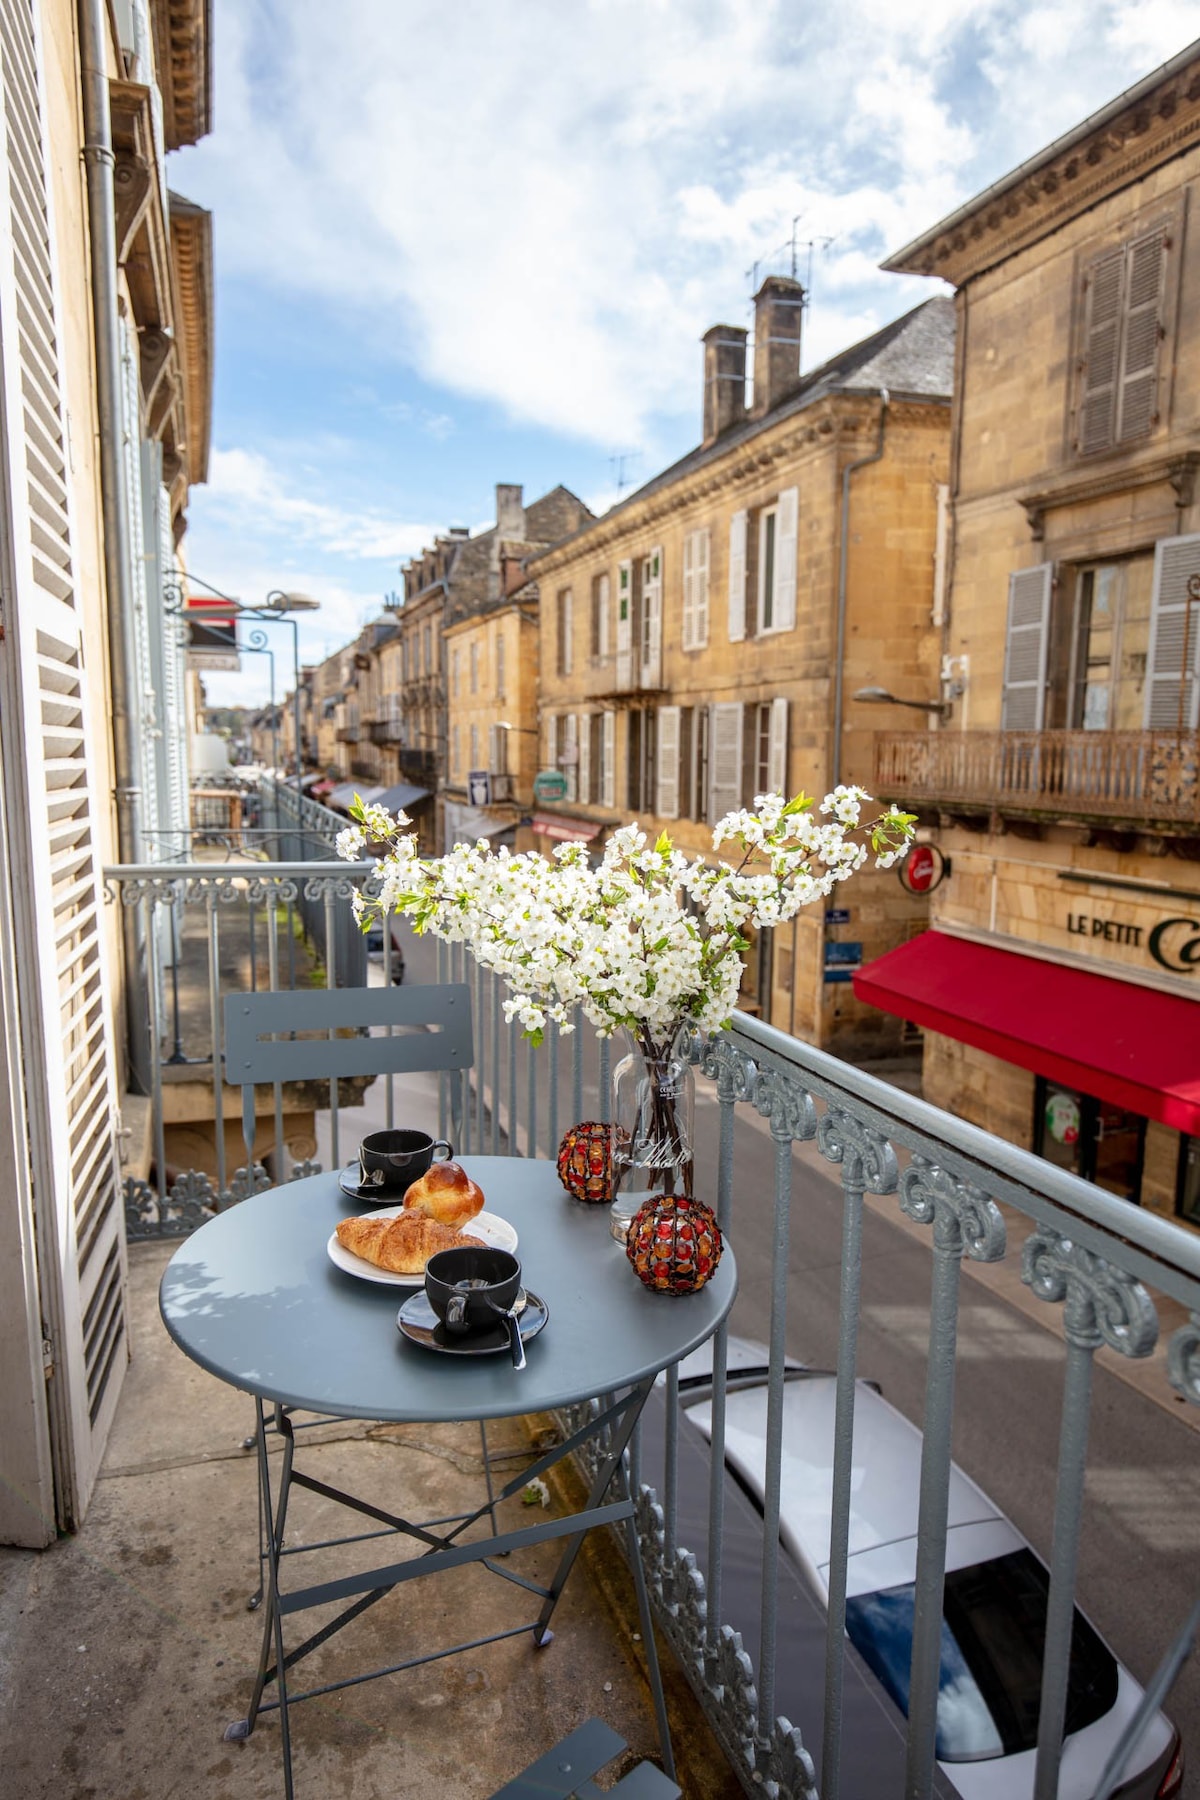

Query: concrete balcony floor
left=0, top=1231, right=740, bottom=1798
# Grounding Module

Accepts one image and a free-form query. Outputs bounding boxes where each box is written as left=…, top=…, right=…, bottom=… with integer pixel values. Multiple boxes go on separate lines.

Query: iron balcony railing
left=873, top=728, right=1200, bottom=827
left=432, top=941, right=1200, bottom=1800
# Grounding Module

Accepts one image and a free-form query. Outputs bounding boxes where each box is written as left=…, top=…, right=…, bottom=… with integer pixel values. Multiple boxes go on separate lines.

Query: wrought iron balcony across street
left=369, top=716, right=403, bottom=744
left=108, top=779, right=1200, bottom=1800
left=873, top=728, right=1200, bottom=828
left=335, top=724, right=360, bottom=743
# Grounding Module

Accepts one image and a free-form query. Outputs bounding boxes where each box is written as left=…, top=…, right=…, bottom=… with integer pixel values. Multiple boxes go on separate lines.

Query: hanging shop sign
left=899, top=844, right=949, bottom=895
left=533, top=769, right=568, bottom=801
left=467, top=770, right=491, bottom=807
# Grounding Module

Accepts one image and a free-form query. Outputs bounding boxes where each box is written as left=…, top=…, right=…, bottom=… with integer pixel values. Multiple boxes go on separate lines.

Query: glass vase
left=608, top=1026, right=695, bottom=1243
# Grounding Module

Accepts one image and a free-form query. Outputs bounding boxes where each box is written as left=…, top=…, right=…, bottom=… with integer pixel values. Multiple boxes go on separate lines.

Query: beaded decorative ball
left=556, top=1120, right=619, bottom=1204
left=625, top=1194, right=723, bottom=1295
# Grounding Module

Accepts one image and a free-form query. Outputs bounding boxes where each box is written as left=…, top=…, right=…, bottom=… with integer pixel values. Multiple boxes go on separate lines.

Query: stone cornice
left=885, top=48, right=1200, bottom=286
left=168, top=193, right=212, bottom=488
left=152, top=0, right=211, bottom=150
left=1019, top=449, right=1200, bottom=540
left=529, top=393, right=946, bottom=576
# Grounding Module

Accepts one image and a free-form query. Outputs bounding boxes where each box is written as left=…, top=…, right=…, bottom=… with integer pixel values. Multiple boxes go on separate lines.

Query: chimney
left=701, top=324, right=748, bottom=447
left=752, top=275, right=804, bottom=416
left=494, top=483, right=525, bottom=542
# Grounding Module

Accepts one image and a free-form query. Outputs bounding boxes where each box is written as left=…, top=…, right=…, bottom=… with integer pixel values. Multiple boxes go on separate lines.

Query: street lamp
left=853, top=685, right=952, bottom=718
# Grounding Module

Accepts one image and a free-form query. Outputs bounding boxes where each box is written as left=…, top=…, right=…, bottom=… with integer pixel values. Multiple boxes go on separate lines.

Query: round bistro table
left=160, top=1156, right=736, bottom=1799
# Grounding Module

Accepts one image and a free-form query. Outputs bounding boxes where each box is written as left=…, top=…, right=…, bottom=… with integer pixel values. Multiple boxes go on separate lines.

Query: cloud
left=174, top=0, right=1199, bottom=456
left=202, top=446, right=434, bottom=562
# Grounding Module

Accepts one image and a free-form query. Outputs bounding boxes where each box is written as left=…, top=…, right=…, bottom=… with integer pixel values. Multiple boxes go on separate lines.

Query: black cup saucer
left=396, top=1289, right=549, bottom=1356
left=338, top=1163, right=408, bottom=1205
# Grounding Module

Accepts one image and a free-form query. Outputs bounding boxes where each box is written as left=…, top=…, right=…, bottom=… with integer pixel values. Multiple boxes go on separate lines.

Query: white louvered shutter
left=563, top=712, right=578, bottom=801
left=1145, top=534, right=1200, bottom=730
left=681, top=532, right=696, bottom=650
left=656, top=705, right=681, bottom=818
left=768, top=697, right=789, bottom=794
left=595, top=571, right=610, bottom=660
left=694, top=525, right=710, bottom=647
left=728, top=511, right=747, bottom=641
left=1117, top=227, right=1167, bottom=445
left=1001, top=565, right=1053, bottom=730
left=1078, top=248, right=1123, bottom=455
left=578, top=713, right=591, bottom=804
left=0, top=0, right=127, bottom=1526
left=120, top=317, right=157, bottom=846
left=616, top=559, right=633, bottom=689
left=641, top=546, right=663, bottom=687
left=709, top=702, right=743, bottom=822
left=602, top=710, right=616, bottom=807
left=775, top=488, right=798, bottom=631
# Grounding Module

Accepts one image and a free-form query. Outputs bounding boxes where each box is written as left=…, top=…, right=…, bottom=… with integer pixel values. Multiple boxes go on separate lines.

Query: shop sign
left=467, top=770, right=491, bottom=806
left=824, top=940, right=862, bottom=984
left=825, top=907, right=851, bottom=925
left=533, top=769, right=568, bottom=800
left=1065, top=911, right=1200, bottom=975
left=1044, top=1089, right=1081, bottom=1147
left=899, top=844, right=949, bottom=895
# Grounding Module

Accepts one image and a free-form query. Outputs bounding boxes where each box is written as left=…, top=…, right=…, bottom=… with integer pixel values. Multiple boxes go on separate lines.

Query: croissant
left=336, top=1211, right=484, bottom=1275
left=404, top=1159, right=486, bottom=1228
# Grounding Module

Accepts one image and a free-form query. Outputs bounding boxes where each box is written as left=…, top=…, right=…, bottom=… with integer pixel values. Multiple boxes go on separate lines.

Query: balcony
left=873, top=728, right=1200, bottom=830
left=61, top=833, right=1200, bottom=1796
left=398, top=746, right=438, bottom=785
left=369, top=715, right=404, bottom=744
left=488, top=770, right=516, bottom=802
left=335, top=723, right=360, bottom=743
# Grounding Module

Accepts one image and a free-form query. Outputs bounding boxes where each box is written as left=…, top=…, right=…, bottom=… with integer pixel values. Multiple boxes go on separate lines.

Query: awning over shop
left=303, top=776, right=335, bottom=798
left=853, top=931, right=1200, bottom=1134
left=326, top=782, right=384, bottom=815
left=532, top=814, right=602, bottom=843
left=374, top=783, right=432, bottom=815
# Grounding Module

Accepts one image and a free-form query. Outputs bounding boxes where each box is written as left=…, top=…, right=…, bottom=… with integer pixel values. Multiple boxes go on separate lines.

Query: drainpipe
left=79, top=0, right=148, bottom=1094
left=832, top=388, right=889, bottom=789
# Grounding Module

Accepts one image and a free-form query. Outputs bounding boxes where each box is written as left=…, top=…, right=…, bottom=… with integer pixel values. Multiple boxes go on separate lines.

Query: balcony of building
left=61, top=799, right=1200, bottom=1796
left=398, top=745, right=439, bottom=786
left=335, top=723, right=360, bottom=744
left=873, top=728, right=1200, bottom=832
left=369, top=714, right=404, bottom=744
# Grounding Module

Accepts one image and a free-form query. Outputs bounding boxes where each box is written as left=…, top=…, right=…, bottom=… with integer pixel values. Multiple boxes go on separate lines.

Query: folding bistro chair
left=222, top=983, right=510, bottom=1605
left=488, top=1717, right=681, bottom=1799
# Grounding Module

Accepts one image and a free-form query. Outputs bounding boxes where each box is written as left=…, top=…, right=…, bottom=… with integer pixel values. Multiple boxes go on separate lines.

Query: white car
left=679, top=1358, right=1182, bottom=1800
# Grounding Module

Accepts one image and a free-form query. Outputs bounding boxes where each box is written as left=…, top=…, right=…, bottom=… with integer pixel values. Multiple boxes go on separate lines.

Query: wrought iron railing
left=438, top=942, right=1200, bottom=1800
left=874, top=728, right=1200, bottom=826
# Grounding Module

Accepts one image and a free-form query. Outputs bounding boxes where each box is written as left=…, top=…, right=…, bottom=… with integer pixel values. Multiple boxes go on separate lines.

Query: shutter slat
left=1117, top=228, right=1166, bottom=445
left=1078, top=248, right=1123, bottom=455
left=1145, top=533, right=1200, bottom=730
left=1001, top=564, right=1053, bottom=730
left=656, top=705, right=680, bottom=818
left=774, top=488, right=798, bottom=631
left=768, top=696, right=789, bottom=794
left=709, top=702, right=743, bottom=821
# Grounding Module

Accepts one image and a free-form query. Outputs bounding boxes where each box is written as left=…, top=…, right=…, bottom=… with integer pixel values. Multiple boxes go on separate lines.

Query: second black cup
left=358, top=1128, right=453, bottom=1196
left=425, top=1247, right=521, bottom=1335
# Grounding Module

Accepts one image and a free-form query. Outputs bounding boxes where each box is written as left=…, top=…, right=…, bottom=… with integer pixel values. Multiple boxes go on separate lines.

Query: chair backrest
left=223, top=984, right=473, bottom=1177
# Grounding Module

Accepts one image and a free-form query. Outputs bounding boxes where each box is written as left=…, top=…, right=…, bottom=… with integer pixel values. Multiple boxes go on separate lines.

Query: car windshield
left=844, top=1547, right=1118, bottom=1761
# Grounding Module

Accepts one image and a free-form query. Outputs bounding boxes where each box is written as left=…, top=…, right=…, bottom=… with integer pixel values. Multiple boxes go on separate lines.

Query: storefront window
left=1033, top=1077, right=1146, bottom=1203
left=1177, top=1137, right=1200, bottom=1227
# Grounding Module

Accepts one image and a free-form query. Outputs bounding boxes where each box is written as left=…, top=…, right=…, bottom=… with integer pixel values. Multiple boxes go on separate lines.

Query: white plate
left=327, top=1206, right=519, bottom=1288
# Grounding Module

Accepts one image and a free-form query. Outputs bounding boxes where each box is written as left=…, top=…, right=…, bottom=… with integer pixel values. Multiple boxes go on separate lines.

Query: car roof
left=686, top=1374, right=1008, bottom=1578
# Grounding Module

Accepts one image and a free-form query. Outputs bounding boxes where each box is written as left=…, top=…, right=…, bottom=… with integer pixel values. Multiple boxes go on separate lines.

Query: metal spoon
left=486, top=1290, right=526, bottom=1368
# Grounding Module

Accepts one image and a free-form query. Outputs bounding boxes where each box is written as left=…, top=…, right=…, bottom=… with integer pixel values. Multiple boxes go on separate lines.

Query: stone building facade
left=860, top=43, right=1200, bottom=1227
left=530, top=281, right=954, bottom=1056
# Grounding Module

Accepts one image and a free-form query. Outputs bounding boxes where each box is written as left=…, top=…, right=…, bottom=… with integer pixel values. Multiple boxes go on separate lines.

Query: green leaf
left=655, top=831, right=673, bottom=856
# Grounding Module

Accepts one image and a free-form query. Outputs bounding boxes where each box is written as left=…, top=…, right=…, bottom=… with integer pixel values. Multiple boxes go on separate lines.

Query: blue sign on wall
left=824, top=940, right=863, bottom=967
left=825, top=907, right=851, bottom=925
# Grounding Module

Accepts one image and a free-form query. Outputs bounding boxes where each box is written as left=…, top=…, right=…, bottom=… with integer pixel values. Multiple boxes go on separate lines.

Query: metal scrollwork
left=753, top=1065, right=817, bottom=1142
left=303, top=873, right=358, bottom=904
left=899, top=1156, right=1006, bottom=1262
left=697, top=1033, right=758, bottom=1107
left=709, top=1625, right=759, bottom=1771
left=1167, top=1312, right=1200, bottom=1404
left=225, top=1163, right=273, bottom=1207
left=634, top=1484, right=667, bottom=1602
left=661, top=1549, right=708, bottom=1682
left=1021, top=1229, right=1158, bottom=1357
left=756, top=1716, right=819, bottom=1800
left=125, top=1169, right=219, bottom=1240
left=289, top=1158, right=323, bottom=1182
left=816, top=1105, right=898, bottom=1195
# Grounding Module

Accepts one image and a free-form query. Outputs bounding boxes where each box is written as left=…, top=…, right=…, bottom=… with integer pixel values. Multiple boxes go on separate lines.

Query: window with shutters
left=601, top=711, right=616, bottom=807
left=469, top=641, right=479, bottom=694
left=1072, top=215, right=1174, bottom=458
left=627, top=709, right=657, bottom=814
left=557, top=588, right=574, bottom=676
left=495, top=629, right=506, bottom=700
left=451, top=648, right=460, bottom=697
left=591, top=571, right=610, bottom=660
left=1055, top=559, right=1153, bottom=731
left=682, top=527, right=710, bottom=650
left=1144, top=533, right=1200, bottom=730
left=709, top=702, right=743, bottom=822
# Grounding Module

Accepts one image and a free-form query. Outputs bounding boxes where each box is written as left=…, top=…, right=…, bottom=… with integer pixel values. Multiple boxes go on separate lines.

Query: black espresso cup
left=358, top=1128, right=453, bottom=1196
left=425, top=1247, right=521, bottom=1336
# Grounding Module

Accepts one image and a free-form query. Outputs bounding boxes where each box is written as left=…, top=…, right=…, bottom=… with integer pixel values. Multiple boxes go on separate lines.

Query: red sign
left=899, top=844, right=947, bottom=895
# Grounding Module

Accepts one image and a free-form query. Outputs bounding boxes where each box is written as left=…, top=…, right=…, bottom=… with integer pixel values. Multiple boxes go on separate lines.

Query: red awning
left=853, top=931, right=1200, bottom=1134
left=532, top=814, right=602, bottom=843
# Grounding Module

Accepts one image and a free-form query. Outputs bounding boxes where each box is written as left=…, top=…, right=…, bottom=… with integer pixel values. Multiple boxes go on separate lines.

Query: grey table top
left=159, top=1157, right=737, bottom=1422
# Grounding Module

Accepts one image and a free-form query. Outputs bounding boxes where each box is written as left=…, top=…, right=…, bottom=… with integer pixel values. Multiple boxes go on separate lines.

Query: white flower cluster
left=338, top=789, right=914, bottom=1046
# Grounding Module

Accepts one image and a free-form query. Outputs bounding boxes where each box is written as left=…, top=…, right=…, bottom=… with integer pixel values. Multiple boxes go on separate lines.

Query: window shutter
left=564, top=591, right=573, bottom=674
left=1078, top=248, right=1123, bottom=455
left=615, top=559, right=633, bottom=689
left=708, top=702, right=743, bottom=822
left=578, top=712, right=591, bottom=804
left=0, top=0, right=126, bottom=1525
left=563, top=712, right=578, bottom=801
left=774, top=488, right=798, bottom=631
left=728, top=511, right=747, bottom=641
left=1145, top=533, right=1200, bottom=730
left=656, top=705, right=681, bottom=818
left=641, top=546, right=663, bottom=687
left=602, top=710, right=616, bottom=807
left=767, top=697, right=789, bottom=794
left=495, top=630, right=505, bottom=699
left=1117, top=227, right=1166, bottom=444
left=694, top=526, right=710, bottom=647
left=595, top=572, right=610, bottom=660
left=681, top=532, right=696, bottom=651
left=1001, top=564, right=1053, bottom=730
left=546, top=713, right=557, bottom=770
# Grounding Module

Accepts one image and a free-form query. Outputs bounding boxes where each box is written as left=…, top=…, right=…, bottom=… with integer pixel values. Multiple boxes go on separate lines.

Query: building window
left=423, top=623, right=432, bottom=674
left=561, top=711, right=578, bottom=802
left=1073, top=218, right=1172, bottom=458
left=495, top=630, right=506, bottom=700
left=1177, top=1136, right=1200, bottom=1227
left=451, top=648, right=460, bottom=696
left=469, top=724, right=479, bottom=770
left=682, top=527, right=710, bottom=650
left=490, top=722, right=509, bottom=775
left=1041, top=555, right=1154, bottom=731
left=591, top=572, right=610, bottom=660
left=588, top=712, right=606, bottom=806
left=627, top=709, right=656, bottom=815
left=557, top=588, right=574, bottom=676
left=450, top=725, right=459, bottom=778
left=1032, top=1076, right=1146, bottom=1203
left=470, top=641, right=479, bottom=694
left=758, top=508, right=778, bottom=633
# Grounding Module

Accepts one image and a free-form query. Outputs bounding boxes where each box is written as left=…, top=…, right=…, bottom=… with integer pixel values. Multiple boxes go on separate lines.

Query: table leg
left=226, top=1398, right=299, bottom=1800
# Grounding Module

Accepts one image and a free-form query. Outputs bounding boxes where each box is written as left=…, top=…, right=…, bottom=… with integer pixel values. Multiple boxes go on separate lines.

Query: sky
left=170, top=0, right=1200, bottom=708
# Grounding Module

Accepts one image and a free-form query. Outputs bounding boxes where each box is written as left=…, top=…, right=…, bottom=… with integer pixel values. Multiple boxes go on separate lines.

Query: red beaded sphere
left=556, top=1120, right=619, bottom=1204
left=625, top=1195, right=723, bottom=1295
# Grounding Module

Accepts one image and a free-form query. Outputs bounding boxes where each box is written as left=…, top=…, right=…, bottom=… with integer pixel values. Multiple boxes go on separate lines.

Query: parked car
left=676, top=1351, right=1182, bottom=1800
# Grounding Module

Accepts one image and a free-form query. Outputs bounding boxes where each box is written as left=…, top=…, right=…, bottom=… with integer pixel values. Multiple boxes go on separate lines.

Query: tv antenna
left=610, top=451, right=641, bottom=495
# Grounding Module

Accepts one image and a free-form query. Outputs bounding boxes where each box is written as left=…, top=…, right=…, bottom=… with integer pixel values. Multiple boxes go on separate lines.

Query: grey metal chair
left=489, top=1717, right=681, bottom=1799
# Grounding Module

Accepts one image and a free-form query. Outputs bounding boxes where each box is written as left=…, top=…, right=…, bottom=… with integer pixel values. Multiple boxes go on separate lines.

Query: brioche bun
left=403, top=1159, right=485, bottom=1228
